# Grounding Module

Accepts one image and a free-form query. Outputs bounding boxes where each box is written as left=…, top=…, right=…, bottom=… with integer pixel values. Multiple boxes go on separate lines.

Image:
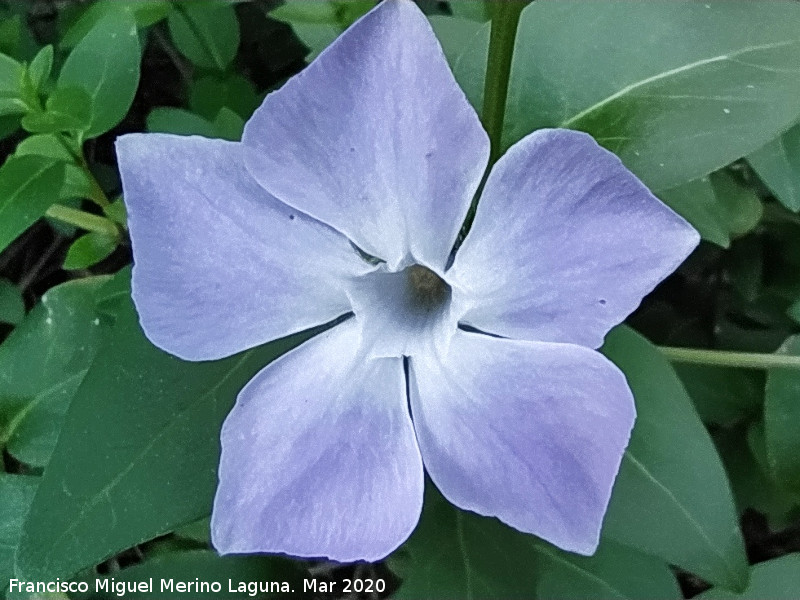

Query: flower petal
left=241, top=0, right=489, bottom=271
left=211, top=319, right=423, bottom=562
left=408, top=330, right=635, bottom=555
left=116, top=134, right=372, bottom=361
left=449, top=129, right=700, bottom=348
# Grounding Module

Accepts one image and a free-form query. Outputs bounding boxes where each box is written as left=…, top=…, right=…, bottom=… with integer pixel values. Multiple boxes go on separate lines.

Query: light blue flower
left=116, top=0, right=699, bottom=563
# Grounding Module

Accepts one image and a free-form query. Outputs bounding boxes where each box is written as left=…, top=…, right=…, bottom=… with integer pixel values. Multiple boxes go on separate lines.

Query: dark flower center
left=405, top=264, right=451, bottom=311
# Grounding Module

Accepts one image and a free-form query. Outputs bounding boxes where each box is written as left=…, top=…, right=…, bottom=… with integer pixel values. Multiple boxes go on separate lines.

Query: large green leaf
left=15, top=285, right=315, bottom=580
left=764, top=335, right=800, bottom=496
left=85, top=550, right=302, bottom=600
left=748, top=122, right=800, bottom=212
left=0, top=154, right=65, bottom=253
left=0, top=475, right=38, bottom=595
left=602, top=327, right=748, bottom=591
left=0, top=277, right=107, bottom=468
left=697, top=554, right=800, bottom=600
left=506, top=1, right=800, bottom=191
left=394, top=487, right=679, bottom=600
left=58, top=9, right=141, bottom=138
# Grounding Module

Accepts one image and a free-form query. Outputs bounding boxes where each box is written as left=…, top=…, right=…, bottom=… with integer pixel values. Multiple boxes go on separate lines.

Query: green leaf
left=15, top=286, right=316, bottom=580
left=428, top=15, right=489, bottom=112
left=602, top=326, right=749, bottom=591
left=59, top=9, right=141, bottom=138
left=696, top=554, right=800, bottom=599
left=675, top=364, right=763, bottom=426
left=764, top=335, right=800, bottom=495
left=0, top=475, right=38, bottom=592
left=27, top=44, right=53, bottom=93
left=14, top=134, right=93, bottom=202
left=449, top=1, right=491, bottom=22
left=146, top=107, right=216, bottom=137
left=271, top=1, right=372, bottom=60
left=86, top=550, right=302, bottom=599
left=506, top=1, right=800, bottom=191
left=61, top=1, right=172, bottom=48
left=748, top=122, right=800, bottom=212
left=168, top=1, right=240, bottom=70
left=395, top=486, right=679, bottom=600
left=63, top=232, right=117, bottom=270
left=21, top=86, right=92, bottom=134
left=0, top=278, right=24, bottom=325
left=211, top=107, right=244, bottom=141
left=659, top=177, right=731, bottom=247
left=189, top=74, right=258, bottom=121
left=147, top=106, right=242, bottom=141
left=0, top=277, right=107, bottom=468
left=104, top=197, right=127, bottom=227
left=710, top=171, right=763, bottom=238
left=0, top=52, right=23, bottom=96
left=0, top=154, right=65, bottom=253
left=715, top=425, right=799, bottom=530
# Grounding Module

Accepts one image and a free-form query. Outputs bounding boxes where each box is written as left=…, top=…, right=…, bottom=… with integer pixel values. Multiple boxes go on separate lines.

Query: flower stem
left=659, top=346, right=800, bottom=370
left=45, top=204, right=120, bottom=238
left=481, top=0, right=526, bottom=165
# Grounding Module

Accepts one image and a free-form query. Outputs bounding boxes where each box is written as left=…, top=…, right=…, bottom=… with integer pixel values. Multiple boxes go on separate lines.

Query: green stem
left=481, top=0, right=526, bottom=165
left=659, top=346, right=800, bottom=370
left=45, top=205, right=119, bottom=238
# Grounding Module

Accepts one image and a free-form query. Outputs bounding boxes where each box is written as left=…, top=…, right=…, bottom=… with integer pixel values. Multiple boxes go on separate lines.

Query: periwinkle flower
left=116, top=0, right=699, bottom=562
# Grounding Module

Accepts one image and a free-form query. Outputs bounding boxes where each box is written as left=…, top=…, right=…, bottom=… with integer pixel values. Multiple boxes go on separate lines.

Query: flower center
left=405, top=264, right=451, bottom=312
left=346, top=262, right=455, bottom=358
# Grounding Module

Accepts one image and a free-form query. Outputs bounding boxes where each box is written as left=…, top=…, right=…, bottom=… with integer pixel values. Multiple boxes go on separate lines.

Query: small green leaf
left=696, top=554, right=800, bottom=599
left=147, top=106, right=242, bottom=140
left=0, top=154, right=65, bottom=253
left=14, top=134, right=94, bottom=202
left=748, top=123, right=800, bottom=212
left=675, top=364, right=763, bottom=426
left=189, top=74, right=258, bottom=121
left=0, top=51, right=23, bottom=96
left=710, top=171, right=763, bottom=238
left=168, top=1, right=240, bottom=70
left=63, top=232, right=117, bottom=270
left=146, top=107, right=217, bottom=137
left=602, top=326, right=749, bottom=591
left=15, top=283, right=315, bottom=580
left=0, top=278, right=24, bottom=325
left=212, top=107, right=244, bottom=141
left=271, top=1, right=372, bottom=60
left=21, top=86, right=92, bottom=134
left=104, top=197, right=127, bottom=227
left=395, top=486, right=680, bottom=600
left=764, top=335, right=800, bottom=495
left=86, top=550, right=302, bottom=599
left=27, top=44, right=53, bottom=92
left=0, top=277, right=108, bottom=467
left=658, top=170, right=762, bottom=248
left=715, top=426, right=799, bottom=531
left=59, top=9, right=141, bottom=138
left=0, top=475, right=38, bottom=592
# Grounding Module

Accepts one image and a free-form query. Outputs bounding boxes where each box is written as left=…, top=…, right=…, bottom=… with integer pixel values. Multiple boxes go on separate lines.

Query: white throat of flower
left=346, top=262, right=458, bottom=359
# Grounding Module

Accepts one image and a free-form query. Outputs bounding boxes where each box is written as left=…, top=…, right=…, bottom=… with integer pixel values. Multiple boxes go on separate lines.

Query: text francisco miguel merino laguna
left=8, top=577, right=306, bottom=596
